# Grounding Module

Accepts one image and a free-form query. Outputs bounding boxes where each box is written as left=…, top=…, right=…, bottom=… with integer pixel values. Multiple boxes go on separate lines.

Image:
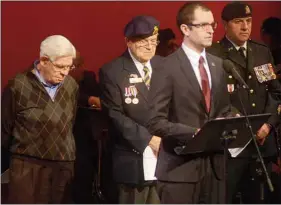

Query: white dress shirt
left=181, top=43, right=212, bottom=89
left=128, top=49, right=157, bottom=181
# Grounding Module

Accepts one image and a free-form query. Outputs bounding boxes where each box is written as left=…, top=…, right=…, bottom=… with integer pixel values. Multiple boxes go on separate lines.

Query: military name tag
left=129, top=77, right=143, bottom=84
left=253, top=63, right=276, bottom=83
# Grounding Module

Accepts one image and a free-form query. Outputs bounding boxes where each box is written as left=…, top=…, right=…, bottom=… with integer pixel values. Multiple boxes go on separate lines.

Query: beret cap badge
left=245, top=5, right=251, bottom=14
left=153, top=26, right=159, bottom=35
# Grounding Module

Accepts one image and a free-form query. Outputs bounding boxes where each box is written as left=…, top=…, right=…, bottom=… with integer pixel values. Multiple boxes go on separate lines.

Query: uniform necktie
left=238, top=47, right=246, bottom=59
left=199, top=56, right=211, bottom=113
left=143, top=66, right=150, bottom=89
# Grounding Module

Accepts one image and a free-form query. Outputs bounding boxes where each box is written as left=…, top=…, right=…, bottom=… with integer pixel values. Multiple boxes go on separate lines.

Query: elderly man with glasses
left=99, top=15, right=163, bottom=204
left=1, top=35, right=78, bottom=203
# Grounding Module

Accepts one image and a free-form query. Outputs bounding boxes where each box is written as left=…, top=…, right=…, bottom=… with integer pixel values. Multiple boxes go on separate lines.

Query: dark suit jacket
left=146, top=47, right=231, bottom=183
left=208, top=37, right=281, bottom=157
left=99, top=50, right=163, bottom=184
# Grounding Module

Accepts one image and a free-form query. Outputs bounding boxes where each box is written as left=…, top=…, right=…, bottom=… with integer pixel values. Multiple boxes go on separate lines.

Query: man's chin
left=139, top=56, right=153, bottom=63
left=51, top=79, right=64, bottom=85
left=204, top=42, right=213, bottom=48
left=238, top=36, right=249, bottom=42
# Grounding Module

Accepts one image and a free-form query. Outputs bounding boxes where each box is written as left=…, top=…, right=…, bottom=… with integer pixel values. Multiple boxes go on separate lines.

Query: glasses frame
left=48, top=58, right=75, bottom=72
left=135, top=39, right=160, bottom=47
left=187, top=22, right=218, bottom=31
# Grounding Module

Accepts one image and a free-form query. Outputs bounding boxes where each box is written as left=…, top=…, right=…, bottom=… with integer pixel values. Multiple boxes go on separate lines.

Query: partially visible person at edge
left=1, top=35, right=78, bottom=203
left=156, top=28, right=179, bottom=57
left=261, top=16, right=281, bottom=204
left=261, top=17, right=281, bottom=81
left=70, top=52, right=107, bottom=203
left=71, top=51, right=101, bottom=109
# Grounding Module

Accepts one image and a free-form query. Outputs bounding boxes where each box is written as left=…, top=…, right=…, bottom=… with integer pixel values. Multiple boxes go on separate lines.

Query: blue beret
left=124, top=15, right=160, bottom=38
left=222, top=2, right=252, bottom=22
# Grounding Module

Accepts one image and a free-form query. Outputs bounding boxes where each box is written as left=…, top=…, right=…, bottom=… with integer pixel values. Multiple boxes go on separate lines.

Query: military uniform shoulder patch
left=249, top=39, right=268, bottom=48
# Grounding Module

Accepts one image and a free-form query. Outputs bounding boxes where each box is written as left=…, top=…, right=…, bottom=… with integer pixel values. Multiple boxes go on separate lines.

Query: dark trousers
left=8, top=156, right=74, bottom=204
left=157, top=157, right=225, bottom=204
left=227, top=157, right=274, bottom=203
left=72, top=149, right=97, bottom=203
left=118, top=182, right=160, bottom=204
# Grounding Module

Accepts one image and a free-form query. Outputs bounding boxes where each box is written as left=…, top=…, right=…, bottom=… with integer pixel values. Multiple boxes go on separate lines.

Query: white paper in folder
left=228, top=138, right=252, bottom=157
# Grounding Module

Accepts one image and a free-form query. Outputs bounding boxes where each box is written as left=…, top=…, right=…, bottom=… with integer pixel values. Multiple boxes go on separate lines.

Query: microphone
left=223, top=59, right=249, bottom=89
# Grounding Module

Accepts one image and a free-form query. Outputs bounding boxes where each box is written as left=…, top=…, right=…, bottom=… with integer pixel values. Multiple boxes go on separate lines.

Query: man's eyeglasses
left=48, top=59, right=75, bottom=72
left=136, top=39, right=160, bottom=47
left=187, top=22, right=218, bottom=31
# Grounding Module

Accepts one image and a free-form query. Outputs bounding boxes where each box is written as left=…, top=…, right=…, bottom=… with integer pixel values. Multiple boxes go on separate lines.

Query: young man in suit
left=207, top=2, right=281, bottom=203
left=146, top=2, right=233, bottom=204
left=99, top=15, right=162, bottom=203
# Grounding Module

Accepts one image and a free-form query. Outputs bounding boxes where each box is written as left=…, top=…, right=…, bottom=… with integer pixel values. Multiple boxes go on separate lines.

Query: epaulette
left=248, top=39, right=268, bottom=47
left=210, top=41, right=222, bottom=48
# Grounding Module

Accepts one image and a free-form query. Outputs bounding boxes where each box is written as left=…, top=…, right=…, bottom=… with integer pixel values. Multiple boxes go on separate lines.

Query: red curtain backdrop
left=2, top=1, right=281, bottom=88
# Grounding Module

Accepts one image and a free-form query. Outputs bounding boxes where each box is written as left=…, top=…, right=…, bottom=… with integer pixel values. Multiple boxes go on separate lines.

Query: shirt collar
left=181, top=43, right=207, bottom=63
left=128, top=48, right=152, bottom=71
left=33, top=60, right=60, bottom=88
left=226, top=35, right=247, bottom=51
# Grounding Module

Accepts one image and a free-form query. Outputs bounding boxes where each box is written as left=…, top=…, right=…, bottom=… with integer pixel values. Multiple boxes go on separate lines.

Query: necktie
left=143, top=66, right=150, bottom=89
left=238, top=47, right=246, bottom=59
left=199, top=56, right=211, bottom=113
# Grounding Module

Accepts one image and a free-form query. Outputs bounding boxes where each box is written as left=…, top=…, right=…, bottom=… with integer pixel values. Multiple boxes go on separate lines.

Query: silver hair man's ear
left=40, top=35, right=76, bottom=61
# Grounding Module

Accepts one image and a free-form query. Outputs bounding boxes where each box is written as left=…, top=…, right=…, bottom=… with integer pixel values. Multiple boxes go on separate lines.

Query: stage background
left=2, top=1, right=281, bottom=88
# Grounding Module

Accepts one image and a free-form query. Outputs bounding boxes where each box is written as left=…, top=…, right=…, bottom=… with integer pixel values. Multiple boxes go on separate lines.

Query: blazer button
left=252, top=103, right=256, bottom=107
left=248, top=75, right=252, bottom=79
left=250, top=89, right=254, bottom=94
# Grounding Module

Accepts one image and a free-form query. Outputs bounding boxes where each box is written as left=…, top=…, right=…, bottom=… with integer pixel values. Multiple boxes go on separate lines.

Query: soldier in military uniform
left=207, top=2, right=281, bottom=203
left=99, top=15, right=162, bottom=203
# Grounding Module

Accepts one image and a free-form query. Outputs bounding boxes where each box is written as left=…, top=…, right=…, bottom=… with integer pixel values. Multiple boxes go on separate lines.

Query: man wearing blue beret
left=99, top=15, right=163, bottom=203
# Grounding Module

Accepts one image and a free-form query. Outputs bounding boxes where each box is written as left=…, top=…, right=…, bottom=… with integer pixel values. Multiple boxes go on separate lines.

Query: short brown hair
left=176, top=2, right=211, bottom=28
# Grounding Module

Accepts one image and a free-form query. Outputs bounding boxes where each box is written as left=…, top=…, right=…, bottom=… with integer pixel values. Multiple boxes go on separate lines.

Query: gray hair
left=40, top=35, right=76, bottom=61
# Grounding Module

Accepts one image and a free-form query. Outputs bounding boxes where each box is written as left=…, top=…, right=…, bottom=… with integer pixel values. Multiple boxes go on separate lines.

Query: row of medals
left=125, top=97, right=139, bottom=104
left=125, top=86, right=139, bottom=104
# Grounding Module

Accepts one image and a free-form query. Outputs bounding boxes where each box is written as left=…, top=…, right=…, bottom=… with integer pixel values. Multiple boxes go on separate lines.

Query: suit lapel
left=246, top=41, right=256, bottom=79
left=177, top=48, right=208, bottom=114
left=122, top=51, right=149, bottom=100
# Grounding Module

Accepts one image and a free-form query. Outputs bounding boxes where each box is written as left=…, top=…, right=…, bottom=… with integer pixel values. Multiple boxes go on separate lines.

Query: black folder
left=175, top=113, right=271, bottom=155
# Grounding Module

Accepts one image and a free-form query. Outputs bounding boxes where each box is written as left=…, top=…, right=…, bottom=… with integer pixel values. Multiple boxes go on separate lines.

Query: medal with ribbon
left=253, top=63, right=276, bottom=83
left=129, top=85, right=139, bottom=104
left=124, top=87, right=132, bottom=104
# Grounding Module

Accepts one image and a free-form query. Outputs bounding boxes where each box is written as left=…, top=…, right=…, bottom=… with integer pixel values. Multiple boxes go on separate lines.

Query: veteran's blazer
left=99, top=50, right=163, bottom=184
